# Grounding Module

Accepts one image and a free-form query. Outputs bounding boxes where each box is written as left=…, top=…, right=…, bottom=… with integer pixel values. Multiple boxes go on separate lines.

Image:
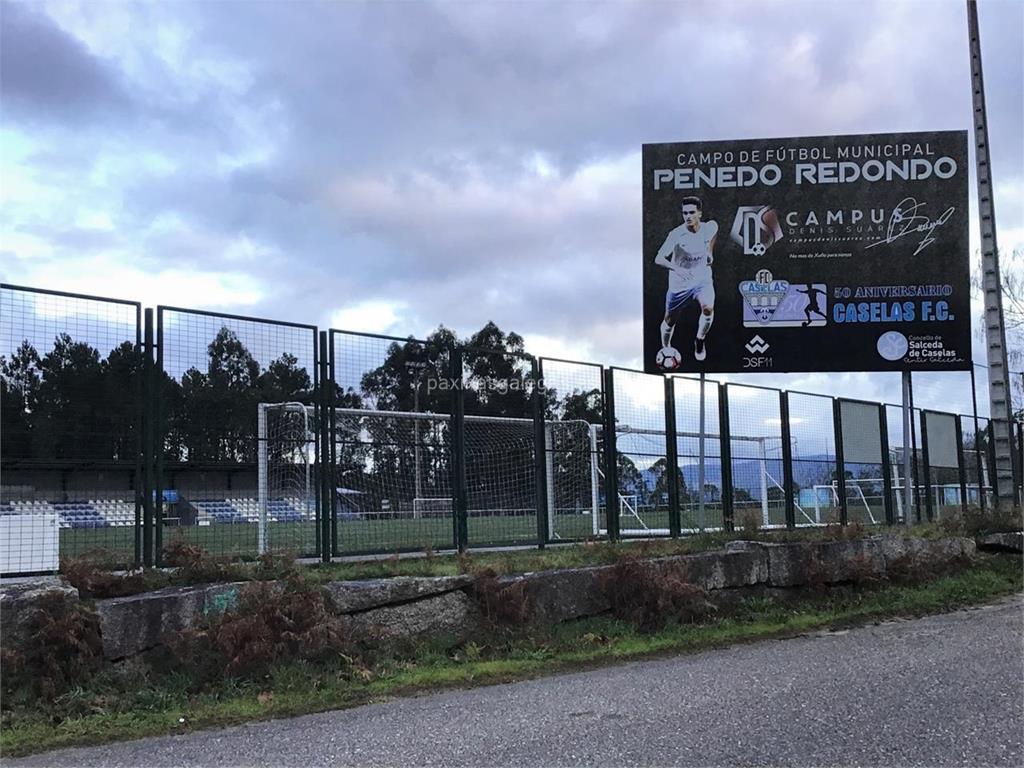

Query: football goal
left=256, top=402, right=316, bottom=553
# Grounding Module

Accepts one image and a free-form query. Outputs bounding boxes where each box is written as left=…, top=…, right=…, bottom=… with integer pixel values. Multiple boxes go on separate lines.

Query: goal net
left=330, top=409, right=598, bottom=534
left=606, top=424, right=800, bottom=536
left=259, top=405, right=602, bottom=549
left=256, top=403, right=794, bottom=550
left=257, top=402, right=315, bottom=553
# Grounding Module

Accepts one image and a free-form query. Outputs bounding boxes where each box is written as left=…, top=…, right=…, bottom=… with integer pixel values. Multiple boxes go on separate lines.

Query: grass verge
left=64, top=519, right=1016, bottom=596
left=3, top=553, right=1020, bottom=758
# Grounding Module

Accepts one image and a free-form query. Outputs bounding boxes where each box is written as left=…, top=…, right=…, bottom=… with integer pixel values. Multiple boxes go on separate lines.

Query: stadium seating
left=0, top=496, right=313, bottom=528
left=1, top=499, right=139, bottom=528
left=192, top=499, right=248, bottom=525
left=52, top=502, right=109, bottom=529
left=91, top=499, right=136, bottom=527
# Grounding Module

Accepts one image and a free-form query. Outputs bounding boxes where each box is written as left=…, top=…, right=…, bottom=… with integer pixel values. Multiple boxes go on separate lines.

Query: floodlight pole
left=967, top=0, right=1015, bottom=501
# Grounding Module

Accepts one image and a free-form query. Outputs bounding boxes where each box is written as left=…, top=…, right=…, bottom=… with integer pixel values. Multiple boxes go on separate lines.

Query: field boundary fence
left=1, top=282, right=1022, bottom=573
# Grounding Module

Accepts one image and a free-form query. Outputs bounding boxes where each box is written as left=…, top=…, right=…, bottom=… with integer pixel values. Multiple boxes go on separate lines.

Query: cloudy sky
left=1, top=0, right=1021, bottom=417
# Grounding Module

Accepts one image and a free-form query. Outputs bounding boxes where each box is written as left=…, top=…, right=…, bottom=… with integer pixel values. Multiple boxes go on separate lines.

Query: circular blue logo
left=877, top=331, right=909, bottom=361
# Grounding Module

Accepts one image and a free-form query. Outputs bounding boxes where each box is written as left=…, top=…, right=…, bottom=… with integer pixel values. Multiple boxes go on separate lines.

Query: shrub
left=470, top=568, right=532, bottom=630
left=737, top=509, right=762, bottom=537
left=1, top=593, right=103, bottom=704
left=886, top=551, right=972, bottom=585
left=804, top=553, right=828, bottom=594
left=166, top=575, right=353, bottom=683
left=598, top=557, right=712, bottom=632
left=845, top=553, right=881, bottom=587
left=253, top=550, right=299, bottom=581
left=61, top=555, right=151, bottom=599
left=940, top=506, right=1023, bottom=538
left=162, top=540, right=247, bottom=584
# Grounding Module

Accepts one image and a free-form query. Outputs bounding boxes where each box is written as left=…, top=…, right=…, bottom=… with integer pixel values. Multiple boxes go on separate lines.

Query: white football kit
left=658, top=220, right=717, bottom=312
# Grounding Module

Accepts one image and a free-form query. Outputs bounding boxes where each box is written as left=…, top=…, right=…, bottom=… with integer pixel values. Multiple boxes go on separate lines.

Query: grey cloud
left=3, top=0, right=1022, bottom=376
left=0, top=0, right=133, bottom=122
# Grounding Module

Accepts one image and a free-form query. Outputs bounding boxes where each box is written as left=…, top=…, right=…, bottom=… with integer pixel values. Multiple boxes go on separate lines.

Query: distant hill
left=635, top=455, right=847, bottom=498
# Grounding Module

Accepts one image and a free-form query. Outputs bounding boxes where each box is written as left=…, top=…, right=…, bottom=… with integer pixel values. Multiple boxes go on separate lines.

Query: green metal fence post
left=532, top=358, right=549, bottom=549
left=718, top=384, right=734, bottom=532
left=779, top=391, right=795, bottom=530
left=603, top=367, right=619, bottom=541
left=133, top=305, right=143, bottom=567
left=955, top=415, right=968, bottom=515
left=318, top=331, right=331, bottom=563
left=987, top=420, right=1000, bottom=507
left=833, top=398, right=849, bottom=526
left=154, top=308, right=165, bottom=565
left=664, top=376, right=681, bottom=538
left=920, top=411, right=934, bottom=523
left=449, top=345, right=468, bottom=551
left=328, top=333, right=339, bottom=557
left=970, top=367, right=986, bottom=512
left=142, top=309, right=155, bottom=568
left=879, top=406, right=895, bottom=526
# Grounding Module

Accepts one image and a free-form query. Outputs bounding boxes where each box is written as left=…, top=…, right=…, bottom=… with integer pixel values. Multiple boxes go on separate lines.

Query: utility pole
left=966, top=0, right=1015, bottom=502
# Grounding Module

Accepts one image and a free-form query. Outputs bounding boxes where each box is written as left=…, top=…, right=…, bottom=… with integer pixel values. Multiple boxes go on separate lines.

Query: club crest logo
left=731, top=205, right=784, bottom=256
left=739, top=270, right=789, bottom=324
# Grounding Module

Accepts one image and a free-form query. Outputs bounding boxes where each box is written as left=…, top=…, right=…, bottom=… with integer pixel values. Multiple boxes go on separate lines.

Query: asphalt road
left=10, top=596, right=1023, bottom=768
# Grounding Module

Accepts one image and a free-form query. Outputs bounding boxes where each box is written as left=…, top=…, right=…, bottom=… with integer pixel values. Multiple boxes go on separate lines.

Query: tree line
left=0, top=319, right=694, bottom=512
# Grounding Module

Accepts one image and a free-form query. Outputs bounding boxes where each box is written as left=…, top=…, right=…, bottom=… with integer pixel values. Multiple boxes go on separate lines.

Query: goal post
left=599, top=423, right=800, bottom=536
left=257, top=402, right=315, bottom=554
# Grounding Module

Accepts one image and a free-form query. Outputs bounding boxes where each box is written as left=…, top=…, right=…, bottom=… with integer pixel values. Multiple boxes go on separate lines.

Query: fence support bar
left=879, top=406, right=895, bottom=526
left=449, top=346, right=468, bottom=551
left=531, top=358, right=549, bottom=548
left=317, top=332, right=331, bottom=562
left=603, top=367, right=620, bottom=541
left=955, top=415, right=968, bottom=515
left=780, top=391, right=795, bottom=530
left=921, top=411, right=934, bottom=523
left=665, top=377, right=681, bottom=538
left=142, top=309, right=155, bottom=568
left=833, top=398, right=849, bottom=526
left=718, top=384, right=734, bottom=532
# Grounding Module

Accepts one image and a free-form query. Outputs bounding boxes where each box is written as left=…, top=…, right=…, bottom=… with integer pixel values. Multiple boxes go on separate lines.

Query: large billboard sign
left=642, top=131, right=970, bottom=374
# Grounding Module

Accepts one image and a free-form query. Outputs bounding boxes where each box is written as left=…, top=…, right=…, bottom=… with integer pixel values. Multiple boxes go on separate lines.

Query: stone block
left=877, top=534, right=976, bottom=568
left=0, top=576, right=80, bottom=649
left=324, top=575, right=473, bottom=614
left=514, top=566, right=609, bottom=624
left=96, top=583, right=235, bottom=660
left=348, top=589, right=478, bottom=647
left=813, top=539, right=885, bottom=583
left=762, top=542, right=815, bottom=587
left=674, top=549, right=769, bottom=590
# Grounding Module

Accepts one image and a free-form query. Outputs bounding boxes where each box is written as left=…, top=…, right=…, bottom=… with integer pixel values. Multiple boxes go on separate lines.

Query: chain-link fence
left=327, top=329, right=456, bottom=555
left=154, top=307, right=318, bottom=563
left=3, top=281, right=1022, bottom=573
left=672, top=376, right=723, bottom=531
left=460, top=347, right=542, bottom=548
left=1, top=285, right=142, bottom=573
left=608, top=368, right=671, bottom=538
left=788, top=391, right=839, bottom=527
left=725, top=383, right=785, bottom=530
left=537, top=358, right=604, bottom=542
